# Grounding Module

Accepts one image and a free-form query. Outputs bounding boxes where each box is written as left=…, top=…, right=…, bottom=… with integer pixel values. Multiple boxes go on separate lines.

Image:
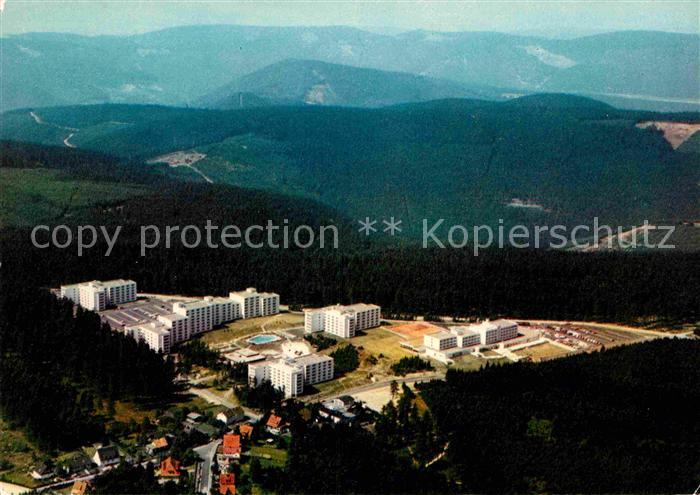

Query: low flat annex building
left=61, top=279, right=137, bottom=311
left=248, top=354, right=334, bottom=398
left=304, top=303, right=381, bottom=338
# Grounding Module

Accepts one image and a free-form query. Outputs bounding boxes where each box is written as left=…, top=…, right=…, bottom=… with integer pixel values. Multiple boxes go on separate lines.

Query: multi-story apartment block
left=249, top=359, right=303, bottom=398
left=126, top=322, right=171, bottom=353
left=229, top=288, right=280, bottom=319
left=204, top=296, right=241, bottom=326
left=102, top=279, right=137, bottom=305
left=78, top=282, right=108, bottom=311
left=60, top=279, right=137, bottom=311
left=448, top=326, right=482, bottom=348
left=157, top=313, right=189, bottom=343
left=229, top=288, right=261, bottom=319
left=173, top=300, right=214, bottom=335
left=470, top=319, right=519, bottom=345
left=304, top=303, right=381, bottom=338
left=294, top=354, right=335, bottom=385
left=259, top=292, right=280, bottom=316
left=424, top=331, right=458, bottom=351
left=248, top=354, right=334, bottom=398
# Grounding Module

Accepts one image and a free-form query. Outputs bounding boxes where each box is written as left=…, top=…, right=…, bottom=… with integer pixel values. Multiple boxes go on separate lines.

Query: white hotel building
left=304, top=303, right=381, bottom=338
left=61, top=279, right=137, bottom=311
left=229, top=288, right=280, bottom=319
left=248, top=354, right=334, bottom=398
left=126, top=322, right=172, bottom=354
left=423, top=319, right=519, bottom=363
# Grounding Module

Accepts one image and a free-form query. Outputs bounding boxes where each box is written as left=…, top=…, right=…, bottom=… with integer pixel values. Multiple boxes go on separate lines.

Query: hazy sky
left=1, top=1, right=699, bottom=37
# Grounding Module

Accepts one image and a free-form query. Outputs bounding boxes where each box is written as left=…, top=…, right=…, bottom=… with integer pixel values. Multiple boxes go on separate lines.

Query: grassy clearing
left=0, top=418, right=43, bottom=488
left=201, top=313, right=304, bottom=347
left=350, top=327, right=414, bottom=361
left=515, top=342, right=571, bottom=361
left=0, top=168, right=148, bottom=227
left=249, top=444, right=288, bottom=467
left=449, top=354, right=484, bottom=371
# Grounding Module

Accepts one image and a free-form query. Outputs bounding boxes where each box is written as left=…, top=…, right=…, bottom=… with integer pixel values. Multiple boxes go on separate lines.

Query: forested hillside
left=234, top=340, right=700, bottom=493
left=2, top=98, right=698, bottom=233
left=0, top=282, right=175, bottom=449
left=199, top=59, right=503, bottom=108
left=418, top=339, right=700, bottom=493
left=1, top=140, right=698, bottom=324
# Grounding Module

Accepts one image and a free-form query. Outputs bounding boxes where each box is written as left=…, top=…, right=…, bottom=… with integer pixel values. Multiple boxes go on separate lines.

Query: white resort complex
left=304, top=303, right=381, bottom=338
left=248, top=353, right=335, bottom=398
left=423, top=319, right=519, bottom=363
left=59, top=280, right=280, bottom=353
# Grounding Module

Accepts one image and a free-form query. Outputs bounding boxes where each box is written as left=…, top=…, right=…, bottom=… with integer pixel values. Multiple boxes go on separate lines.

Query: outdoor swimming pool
left=247, top=334, right=281, bottom=345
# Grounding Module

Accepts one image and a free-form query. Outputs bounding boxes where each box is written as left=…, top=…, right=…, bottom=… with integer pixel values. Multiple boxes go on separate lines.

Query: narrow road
left=63, top=133, right=76, bottom=148
left=187, top=164, right=214, bottom=184
left=187, top=387, right=262, bottom=421
left=29, top=110, right=80, bottom=149
left=304, top=372, right=445, bottom=404
left=194, top=439, right=220, bottom=494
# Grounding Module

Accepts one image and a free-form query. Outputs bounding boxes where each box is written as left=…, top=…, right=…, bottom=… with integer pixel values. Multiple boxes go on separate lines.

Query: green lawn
left=249, top=444, right=288, bottom=468
left=0, top=168, right=149, bottom=227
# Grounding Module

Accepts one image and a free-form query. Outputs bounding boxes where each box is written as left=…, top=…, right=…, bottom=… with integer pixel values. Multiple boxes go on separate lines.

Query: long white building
left=60, top=279, right=137, bottom=311
left=61, top=279, right=280, bottom=354
left=304, top=303, right=381, bottom=338
left=423, top=320, right=519, bottom=363
left=469, top=319, right=519, bottom=345
left=248, top=354, right=334, bottom=398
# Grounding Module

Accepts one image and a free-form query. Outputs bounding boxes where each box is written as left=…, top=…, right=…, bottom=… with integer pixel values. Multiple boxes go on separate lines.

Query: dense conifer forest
left=0, top=281, right=175, bottom=449
left=240, top=340, right=700, bottom=494
left=418, top=339, right=700, bottom=493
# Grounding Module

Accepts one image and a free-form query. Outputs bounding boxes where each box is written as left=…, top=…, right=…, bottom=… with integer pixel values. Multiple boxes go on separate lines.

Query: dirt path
left=63, top=133, right=76, bottom=148
left=29, top=111, right=80, bottom=149
left=188, top=164, right=214, bottom=183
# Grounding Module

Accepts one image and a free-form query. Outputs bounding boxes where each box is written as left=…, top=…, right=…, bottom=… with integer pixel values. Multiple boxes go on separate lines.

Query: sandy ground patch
left=636, top=121, right=700, bottom=149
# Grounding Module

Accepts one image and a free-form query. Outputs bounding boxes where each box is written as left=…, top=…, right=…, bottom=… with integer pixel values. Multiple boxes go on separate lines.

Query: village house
left=66, top=454, right=96, bottom=477
left=219, top=473, right=236, bottom=495
left=157, top=457, right=182, bottom=484
left=216, top=408, right=245, bottom=426
left=216, top=434, right=242, bottom=467
left=92, top=445, right=120, bottom=467
left=183, top=412, right=205, bottom=433
left=30, top=463, right=55, bottom=480
left=70, top=480, right=92, bottom=495
left=146, top=437, right=169, bottom=456
left=319, top=396, right=358, bottom=424
left=239, top=423, right=255, bottom=440
left=265, top=414, right=286, bottom=435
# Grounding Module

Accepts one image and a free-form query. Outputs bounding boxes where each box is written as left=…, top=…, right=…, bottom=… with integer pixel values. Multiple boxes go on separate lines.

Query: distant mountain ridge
left=199, top=59, right=505, bottom=108
left=2, top=25, right=698, bottom=112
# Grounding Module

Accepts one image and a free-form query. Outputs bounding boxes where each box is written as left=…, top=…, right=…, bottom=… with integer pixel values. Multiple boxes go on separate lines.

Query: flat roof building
left=60, top=279, right=137, bottom=311
left=248, top=353, right=334, bottom=398
left=424, top=331, right=458, bottom=351
left=229, top=288, right=279, bottom=319
left=304, top=303, right=381, bottom=338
